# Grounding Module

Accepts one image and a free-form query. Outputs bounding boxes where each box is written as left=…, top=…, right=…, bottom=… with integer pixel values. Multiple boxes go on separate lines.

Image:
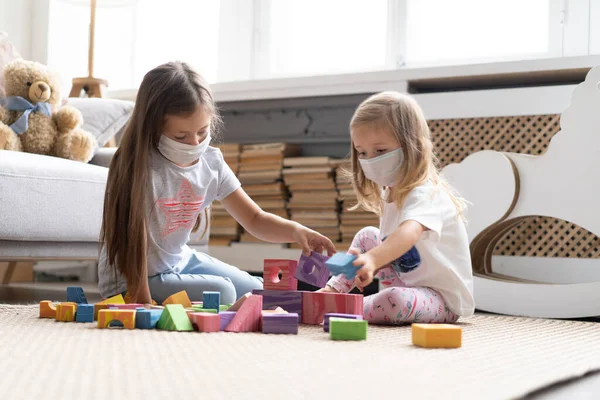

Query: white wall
left=0, top=0, right=48, bottom=63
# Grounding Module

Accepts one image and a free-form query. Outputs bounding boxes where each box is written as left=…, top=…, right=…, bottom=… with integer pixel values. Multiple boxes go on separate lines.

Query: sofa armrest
left=89, top=147, right=117, bottom=168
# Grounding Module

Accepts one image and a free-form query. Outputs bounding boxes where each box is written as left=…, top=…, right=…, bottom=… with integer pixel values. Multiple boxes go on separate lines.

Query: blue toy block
left=325, top=253, right=359, bottom=279
left=75, top=304, right=94, bottom=323
left=203, top=291, right=220, bottom=313
left=135, top=308, right=163, bottom=329
left=66, top=286, right=88, bottom=304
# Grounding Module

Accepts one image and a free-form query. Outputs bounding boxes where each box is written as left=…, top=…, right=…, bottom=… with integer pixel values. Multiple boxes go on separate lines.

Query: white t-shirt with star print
left=97, top=146, right=241, bottom=298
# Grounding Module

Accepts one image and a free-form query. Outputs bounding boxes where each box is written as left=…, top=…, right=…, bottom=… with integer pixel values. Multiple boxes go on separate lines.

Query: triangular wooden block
left=162, top=290, right=192, bottom=308
left=94, top=293, right=125, bottom=320
left=157, top=304, right=193, bottom=331
left=227, top=292, right=251, bottom=311
left=225, top=295, right=263, bottom=332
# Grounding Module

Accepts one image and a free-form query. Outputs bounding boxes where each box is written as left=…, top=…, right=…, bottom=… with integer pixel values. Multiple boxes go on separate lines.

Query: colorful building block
left=66, top=286, right=88, bottom=304
left=97, top=309, right=136, bottom=329
left=39, top=301, right=56, bottom=319
left=295, top=252, right=331, bottom=288
left=191, top=301, right=203, bottom=306
left=220, top=304, right=231, bottom=311
left=134, top=308, right=163, bottom=329
left=157, top=304, right=194, bottom=331
left=162, top=290, right=192, bottom=308
left=302, top=291, right=363, bottom=325
left=329, top=318, right=367, bottom=340
left=262, top=313, right=299, bottom=334
left=219, top=311, right=236, bottom=331
left=94, top=294, right=125, bottom=320
left=411, top=324, right=462, bottom=348
left=75, top=304, right=94, bottom=323
left=263, top=259, right=298, bottom=290
left=323, top=313, right=363, bottom=332
left=203, top=291, right=220, bottom=312
left=225, top=294, right=263, bottom=332
left=108, top=303, right=144, bottom=310
left=325, top=252, right=359, bottom=279
left=190, top=312, right=221, bottom=333
left=56, top=303, right=77, bottom=322
left=261, top=307, right=288, bottom=315
left=227, top=293, right=251, bottom=311
left=252, top=289, right=304, bottom=319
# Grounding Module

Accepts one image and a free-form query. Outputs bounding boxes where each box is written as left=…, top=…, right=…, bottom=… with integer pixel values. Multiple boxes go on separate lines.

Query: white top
left=380, top=181, right=475, bottom=316
left=97, top=146, right=241, bottom=298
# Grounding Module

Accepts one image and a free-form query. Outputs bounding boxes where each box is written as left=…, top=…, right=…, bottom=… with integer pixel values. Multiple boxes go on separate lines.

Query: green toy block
left=157, top=304, right=193, bottom=331
left=200, top=308, right=218, bottom=314
left=329, top=318, right=367, bottom=341
left=220, top=304, right=231, bottom=311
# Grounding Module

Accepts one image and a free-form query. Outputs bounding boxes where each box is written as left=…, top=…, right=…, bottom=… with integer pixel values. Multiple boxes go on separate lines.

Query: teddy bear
left=0, top=59, right=96, bottom=162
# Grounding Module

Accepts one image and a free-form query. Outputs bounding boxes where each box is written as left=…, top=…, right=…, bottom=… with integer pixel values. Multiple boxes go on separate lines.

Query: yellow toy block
left=97, top=309, right=136, bottom=329
left=94, top=294, right=125, bottom=320
left=162, top=290, right=192, bottom=308
left=39, top=301, right=56, bottom=318
left=56, top=303, right=77, bottom=322
left=412, top=324, right=462, bottom=349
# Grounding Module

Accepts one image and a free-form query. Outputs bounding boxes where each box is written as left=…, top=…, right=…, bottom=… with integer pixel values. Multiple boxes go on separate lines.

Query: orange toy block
left=162, top=290, right=192, bottom=308
left=412, top=324, right=462, bottom=348
left=227, top=293, right=251, bottom=311
left=225, top=294, right=263, bottom=332
left=39, top=301, right=56, bottom=318
left=56, top=303, right=77, bottom=322
left=97, top=309, right=136, bottom=329
left=263, top=259, right=298, bottom=291
left=94, top=294, right=125, bottom=320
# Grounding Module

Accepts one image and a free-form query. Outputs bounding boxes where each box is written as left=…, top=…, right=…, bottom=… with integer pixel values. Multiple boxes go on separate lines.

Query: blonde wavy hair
left=349, top=91, right=466, bottom=218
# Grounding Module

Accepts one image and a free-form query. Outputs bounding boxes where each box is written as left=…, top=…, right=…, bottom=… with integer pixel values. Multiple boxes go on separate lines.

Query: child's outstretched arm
left=221, top=188, right=337, bottom=256
left=352, top=220, right=425, bottom=290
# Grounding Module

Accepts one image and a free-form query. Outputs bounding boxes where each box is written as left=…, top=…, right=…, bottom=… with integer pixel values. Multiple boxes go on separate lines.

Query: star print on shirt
left=157, top=179, right=205, bottom=238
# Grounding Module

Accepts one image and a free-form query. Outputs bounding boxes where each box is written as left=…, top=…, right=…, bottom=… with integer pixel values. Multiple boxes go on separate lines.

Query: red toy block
left=301, top=292, right=363, bottom=325
left=263, top=259, right=298, bottom=291
left=225, top=294, right=263, bottom=332
left=189, top=312, right=220, bottom=333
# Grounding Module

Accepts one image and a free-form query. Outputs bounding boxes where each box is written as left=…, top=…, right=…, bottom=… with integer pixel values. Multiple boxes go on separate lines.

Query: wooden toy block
left=189, top=312, right=221, bottom=333
left=39, top=301, right=56, bottom=319
left=227, top=293, right=251, bottom=311
left=262, top=313, right=299, bottom=334
left=162, top=290, right=192, bottom=308
left=220, top=304, right=231, bottom=311
left=98, top=309, right=136, bottom=329
left=329, top=318, right=367, bottom=340
left=252, top=289, right=304, bottom=319
left=203, top=291, right=220, bottom=312
left=157, top=304, right=194, bottom=331
left=302, top=291, right=363, bottom=325
left=94, top=294, right=125, bottom=320
left=295, top=252, right=331, bottom=288
left=219, top=311, right=236, bottom=331
left=411, top=324, right=462, bottom=349
left=135, top=309, right=163, bottom=329
left=108, top=303, right=144, bottom=310
left=323, top=313, right=363, bottom=332
left=263, top=259, right=298, bottom=290
left=56, top=303, right=77, bottom=322
left=66, top=286, right=88, bottom=304
left=75, top=304, right=94, bottom=323
left=325, top=252, right=358, bottom=279
left=225, top=294, right=263, bottom=332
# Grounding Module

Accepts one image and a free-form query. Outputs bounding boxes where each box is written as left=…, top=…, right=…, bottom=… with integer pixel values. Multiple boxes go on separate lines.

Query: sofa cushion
left=0, top=150, right=107, bottom=242
left=67, top=98, right=133, bottom=148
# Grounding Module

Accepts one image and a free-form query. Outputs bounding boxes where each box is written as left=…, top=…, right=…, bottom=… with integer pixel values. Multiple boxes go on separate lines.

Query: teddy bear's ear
left=3, top=58, right=27, bottom=77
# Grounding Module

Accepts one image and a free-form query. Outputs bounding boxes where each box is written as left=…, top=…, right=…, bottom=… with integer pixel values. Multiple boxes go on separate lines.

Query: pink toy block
left=301, top=292, right=363, bottom=325
left=227, top=293, right=251, bottom=311
left=263, top=259, right=298, bottom=291
left=108, top=303, right=144, bottom=310
left=225, top=294, right=263, bottom=332
left=189, top=312, right=220, bottom=333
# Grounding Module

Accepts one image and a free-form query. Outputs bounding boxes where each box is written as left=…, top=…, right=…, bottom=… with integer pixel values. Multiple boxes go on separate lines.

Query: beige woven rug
left=0, top=305, right=599, bottom=400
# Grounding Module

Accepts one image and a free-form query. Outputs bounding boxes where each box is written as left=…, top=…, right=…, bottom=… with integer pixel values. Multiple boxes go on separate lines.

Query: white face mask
left=359, top=148, right=404, bottom=187
left=158, top=133, right=211, bottom=165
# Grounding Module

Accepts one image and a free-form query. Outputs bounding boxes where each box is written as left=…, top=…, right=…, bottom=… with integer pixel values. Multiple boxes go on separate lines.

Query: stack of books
left=284, top=157, right=340, bottom=248
left=336, top=162, right=380, bottom=250
left=216, top=143, right=241, bottom=174
left=238, top=143, right=300, bottom=243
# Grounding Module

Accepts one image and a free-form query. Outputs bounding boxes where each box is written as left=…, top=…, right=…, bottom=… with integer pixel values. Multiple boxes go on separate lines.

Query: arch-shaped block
left=97, top=309, right=136, bottom=329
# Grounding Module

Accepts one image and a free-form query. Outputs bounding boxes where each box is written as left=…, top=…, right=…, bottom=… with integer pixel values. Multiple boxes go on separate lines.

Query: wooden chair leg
left=1, top=261, right=17, bottom=284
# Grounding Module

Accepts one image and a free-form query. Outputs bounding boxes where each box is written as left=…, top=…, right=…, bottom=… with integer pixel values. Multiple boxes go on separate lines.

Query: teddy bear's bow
left=0, top=96, right=52, bottom=135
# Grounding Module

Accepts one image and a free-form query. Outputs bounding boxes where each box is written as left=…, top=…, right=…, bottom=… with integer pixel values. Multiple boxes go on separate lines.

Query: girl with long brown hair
left=99, top=61, right=335, bottom=305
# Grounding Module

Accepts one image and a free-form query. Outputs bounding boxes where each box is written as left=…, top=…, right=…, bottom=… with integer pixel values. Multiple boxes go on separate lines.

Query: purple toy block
left=252, top=289, right=304, bottom=320
left=262, top=313, right=299, bottom=334
left=323, top=313, right=363, bottom=332
left=295, top=252, right=331, bottom=288
left=219, top=311, right=236, bottom=331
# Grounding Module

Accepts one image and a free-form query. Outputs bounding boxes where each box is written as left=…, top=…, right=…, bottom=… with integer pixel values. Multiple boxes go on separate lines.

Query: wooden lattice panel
left=429, top=115, right=600, bottom=259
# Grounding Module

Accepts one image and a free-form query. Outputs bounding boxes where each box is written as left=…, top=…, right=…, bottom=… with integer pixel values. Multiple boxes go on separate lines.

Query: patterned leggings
left=327, top=226, right=459, bottom=325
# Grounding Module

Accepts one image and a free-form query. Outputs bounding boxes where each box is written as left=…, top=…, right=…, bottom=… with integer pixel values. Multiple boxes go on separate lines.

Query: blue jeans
left=148, top=252, right=263, bottom=305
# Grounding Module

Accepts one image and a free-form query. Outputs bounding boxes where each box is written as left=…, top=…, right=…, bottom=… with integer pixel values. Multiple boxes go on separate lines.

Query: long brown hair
left=100, top=61, right=221, bottom=298
left=349, top=91, right=466, bottom=218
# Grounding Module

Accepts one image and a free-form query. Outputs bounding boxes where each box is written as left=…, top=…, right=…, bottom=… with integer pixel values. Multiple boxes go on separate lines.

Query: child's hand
left=351, top=250, right=377, bottom=291
left=292, top=224, right=336, bottom=257
left=317, top=285, right=339, bottom=293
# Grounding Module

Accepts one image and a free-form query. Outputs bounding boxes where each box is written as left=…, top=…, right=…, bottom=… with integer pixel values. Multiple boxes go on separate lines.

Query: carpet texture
left=0, top=305, right=599, bottom=400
